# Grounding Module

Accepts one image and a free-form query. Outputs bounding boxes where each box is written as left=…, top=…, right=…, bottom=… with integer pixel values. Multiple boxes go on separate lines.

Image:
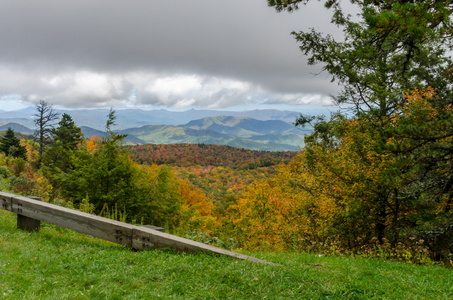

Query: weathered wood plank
left=132, top=227, right=279, bottom=265
left=0, top=192, right=12, bottom=211
left=140, top=224, right=165, bottom=232
left=7, top=193, right=134, bottom=247
left=0, top=192, right=279, bottom=265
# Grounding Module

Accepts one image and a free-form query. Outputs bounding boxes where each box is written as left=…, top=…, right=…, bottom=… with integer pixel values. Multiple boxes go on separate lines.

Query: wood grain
left=0, top=192, right=279, bottom=265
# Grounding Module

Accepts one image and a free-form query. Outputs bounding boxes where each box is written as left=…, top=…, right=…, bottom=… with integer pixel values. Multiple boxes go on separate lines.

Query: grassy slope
left=1, top=210, right=452, bottom=299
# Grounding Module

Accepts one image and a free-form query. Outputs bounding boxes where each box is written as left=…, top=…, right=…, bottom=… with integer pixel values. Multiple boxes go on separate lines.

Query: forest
left=127, top=143, right=295, bottom=168
left=1, top=0, right=453, bottom=266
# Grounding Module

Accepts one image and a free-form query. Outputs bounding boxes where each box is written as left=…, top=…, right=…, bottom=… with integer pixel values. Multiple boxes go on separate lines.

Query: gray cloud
left=0, top=0, right=341, bottom=110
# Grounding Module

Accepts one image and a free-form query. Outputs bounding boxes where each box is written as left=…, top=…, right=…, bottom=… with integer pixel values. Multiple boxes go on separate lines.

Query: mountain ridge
left=0, top=108, right=301, bottom=130
left=0, top=109, right=307, bottom=151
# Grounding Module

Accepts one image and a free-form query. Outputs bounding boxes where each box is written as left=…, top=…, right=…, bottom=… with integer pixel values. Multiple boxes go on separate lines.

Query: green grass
left=1, top=209, right=452, bottom=299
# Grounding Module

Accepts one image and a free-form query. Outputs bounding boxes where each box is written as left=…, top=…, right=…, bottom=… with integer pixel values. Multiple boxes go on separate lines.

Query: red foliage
left=126, top=144, right=296, bottom=169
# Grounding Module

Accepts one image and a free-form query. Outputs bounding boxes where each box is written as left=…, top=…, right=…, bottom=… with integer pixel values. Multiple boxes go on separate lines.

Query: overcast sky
left=0, top=0, right=342, bottom=112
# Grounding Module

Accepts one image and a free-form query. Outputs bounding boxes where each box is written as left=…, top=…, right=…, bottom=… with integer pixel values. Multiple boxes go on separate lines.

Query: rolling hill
left=115, top=116, right=306, bottom=151
left=0, top=109, right=309, bottom=151
left=0, top=122, right=34, bottom=134
left=0, top=107, right=302, bottom=130
left=182, top=115, right=300, bottom=138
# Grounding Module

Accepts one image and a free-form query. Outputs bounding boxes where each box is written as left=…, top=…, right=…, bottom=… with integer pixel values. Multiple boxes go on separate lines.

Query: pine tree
left=55, top=109, right=182, bottom=226
left=268, top=0, right=453, bottom=248
left=42, top=113, right=83, bottom=193
left=53, top=113, right=83, bottom=150
left=0, top=128, right=26, bottom=159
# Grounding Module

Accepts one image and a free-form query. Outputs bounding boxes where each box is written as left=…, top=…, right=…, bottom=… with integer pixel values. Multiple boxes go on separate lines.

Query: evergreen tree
left=53, top=113, right=83, bottom=150
left=0, top=128, right=26, bottom=159
left=267, top=0, right=453, bottom=249
left=270, top=0, right=453, bottom=117
left=55, top=109, right=182, bottom=226
left=42, top=113, right=83, bottom=193
left=56, top=109, right=131, bottom=209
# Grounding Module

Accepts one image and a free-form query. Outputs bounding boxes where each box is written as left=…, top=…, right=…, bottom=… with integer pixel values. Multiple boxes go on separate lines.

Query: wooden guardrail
left=0, top=192, right=278, bottom=265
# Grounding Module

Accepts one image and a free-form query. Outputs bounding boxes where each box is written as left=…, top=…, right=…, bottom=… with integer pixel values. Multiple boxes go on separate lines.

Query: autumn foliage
left=215, top=88, right=452, bottom=263
left=1, top=89, right=452, bottom=264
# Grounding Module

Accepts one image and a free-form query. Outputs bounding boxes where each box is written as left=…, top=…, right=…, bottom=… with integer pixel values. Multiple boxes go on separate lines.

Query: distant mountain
left=80, top=126, right=145, bottom=145
left=182, top=116, right=299, bottom=138
left=0, top=107, right=35, bottom=119
left=0, top=118, right=35, bottom=129
left=79, top=126, right=104, bottom=139
left=0, top=107, right=302, bottom=130
left=0, top=122, right=34, bottom=134
left=118, top=116, right=307, bottom=151
left=233, top=109, right=301, bottom=123
left=0, top=109, right=309, bottom=151
left=121, top=125, right=249, bottom=146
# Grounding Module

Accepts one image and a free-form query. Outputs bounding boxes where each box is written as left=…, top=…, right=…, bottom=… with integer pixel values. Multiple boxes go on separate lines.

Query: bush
left=292, top=234, right=440, bottom=266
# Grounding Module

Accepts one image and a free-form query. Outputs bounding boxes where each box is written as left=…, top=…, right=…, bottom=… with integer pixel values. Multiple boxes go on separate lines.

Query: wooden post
left=17, top=196, right=41, bottom=231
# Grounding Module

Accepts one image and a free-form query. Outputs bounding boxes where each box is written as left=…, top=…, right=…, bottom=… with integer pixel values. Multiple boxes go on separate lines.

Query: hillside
left=84, top=119, right=306, bottom=151
left=0, top=122, right=34, bottom=134
left=128, top=144, right=297, bottom=210
left=127, top=143, right=296, bottom=168
left=0, top=107, right=302, bottom=129
left=121, top=125, right=232, bottom=144
left=182, top=115, right=299, bottom=138
left=1, top=209, right=452, bottom=299
left=0, top=110, right=307, bottom=151
left=0, top=129, right=33, bottom=140
left=118, top=116, right=306, bottom=151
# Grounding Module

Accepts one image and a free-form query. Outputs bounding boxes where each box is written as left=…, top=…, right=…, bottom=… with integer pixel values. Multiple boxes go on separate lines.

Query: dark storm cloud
left=0, top=0, right=341, bottom=109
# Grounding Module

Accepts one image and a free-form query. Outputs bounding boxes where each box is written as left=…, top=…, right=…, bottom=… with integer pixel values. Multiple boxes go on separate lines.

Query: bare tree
left=33, top=100, right=59, bottom=166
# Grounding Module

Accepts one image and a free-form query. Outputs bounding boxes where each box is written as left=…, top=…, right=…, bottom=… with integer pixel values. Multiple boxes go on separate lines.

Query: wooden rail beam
left=0, top=192, right=278, bottom=265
